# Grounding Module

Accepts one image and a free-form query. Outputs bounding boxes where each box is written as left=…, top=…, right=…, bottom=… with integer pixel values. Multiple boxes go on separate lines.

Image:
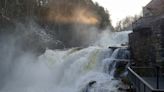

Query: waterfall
left=0, top=31, right=130, bottom=92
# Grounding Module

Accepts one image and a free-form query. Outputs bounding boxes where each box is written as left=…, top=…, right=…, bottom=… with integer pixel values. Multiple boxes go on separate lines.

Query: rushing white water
left=94, top=30, right=131, bottom=47
left=0, top=30, right=130, bottom=92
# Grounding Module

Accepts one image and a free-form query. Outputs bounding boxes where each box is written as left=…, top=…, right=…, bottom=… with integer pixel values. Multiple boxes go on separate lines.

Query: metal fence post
left=156, top=65, right=160, bottom=89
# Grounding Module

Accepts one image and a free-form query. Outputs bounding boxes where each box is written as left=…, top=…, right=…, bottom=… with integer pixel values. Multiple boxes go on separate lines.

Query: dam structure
left=128, top=0, right=164, bottom=92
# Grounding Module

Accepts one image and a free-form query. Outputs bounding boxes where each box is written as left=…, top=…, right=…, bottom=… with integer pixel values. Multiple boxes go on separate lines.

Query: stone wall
left=143, top=0, right=164, bottom=17
left=129, top=16, right=164, bottom=66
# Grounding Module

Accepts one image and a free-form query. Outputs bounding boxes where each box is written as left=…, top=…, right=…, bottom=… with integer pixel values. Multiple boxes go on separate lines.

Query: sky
left=92, top=0, right=151, bottom=27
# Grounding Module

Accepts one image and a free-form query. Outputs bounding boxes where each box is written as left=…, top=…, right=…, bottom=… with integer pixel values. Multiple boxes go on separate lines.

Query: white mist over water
left=94, top=30, right=131, bottom=47
left=0, top=28, right=131, bottom=92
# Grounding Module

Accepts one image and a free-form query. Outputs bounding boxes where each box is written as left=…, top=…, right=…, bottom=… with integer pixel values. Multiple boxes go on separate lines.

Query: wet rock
left=114, top=59, right=129, bottom=78
left=82, top=81, right=97, bottom=92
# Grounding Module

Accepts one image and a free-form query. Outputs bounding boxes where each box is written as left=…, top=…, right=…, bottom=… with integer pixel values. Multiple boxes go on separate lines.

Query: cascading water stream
left=0, top=31, right=131, bottom=92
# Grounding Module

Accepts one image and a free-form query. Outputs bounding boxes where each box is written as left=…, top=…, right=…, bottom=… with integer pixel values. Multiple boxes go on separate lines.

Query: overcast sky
left=92, top=0, right=151, bottom=27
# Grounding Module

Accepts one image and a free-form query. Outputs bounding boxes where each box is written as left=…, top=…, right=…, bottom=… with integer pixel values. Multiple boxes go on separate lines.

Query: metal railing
left=128, top=67, right=164, bottom=92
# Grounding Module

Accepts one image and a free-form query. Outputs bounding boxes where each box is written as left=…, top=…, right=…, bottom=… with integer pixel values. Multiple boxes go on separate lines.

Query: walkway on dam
left=143, top=77, right=164, bottom=89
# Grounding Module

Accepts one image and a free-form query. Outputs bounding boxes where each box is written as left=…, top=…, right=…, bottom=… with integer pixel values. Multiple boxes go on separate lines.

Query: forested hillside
left=0, top=0, right=112, bottom=29
left=0, top=0, right=113, bottom=54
